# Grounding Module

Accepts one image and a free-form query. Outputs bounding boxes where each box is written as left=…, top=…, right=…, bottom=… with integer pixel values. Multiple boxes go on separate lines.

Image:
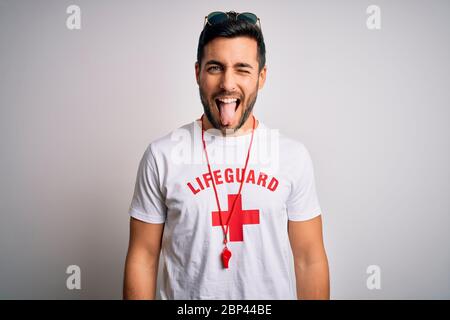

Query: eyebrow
left=205, top=60, right=254, bottom=69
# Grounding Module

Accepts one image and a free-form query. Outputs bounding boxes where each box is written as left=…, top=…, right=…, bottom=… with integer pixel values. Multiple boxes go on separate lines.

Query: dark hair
left=196, top=11, right=266, bottom=72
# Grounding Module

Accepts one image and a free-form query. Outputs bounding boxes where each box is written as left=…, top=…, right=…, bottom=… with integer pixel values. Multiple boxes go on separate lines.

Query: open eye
left=207, top=65, right=222, bottom=72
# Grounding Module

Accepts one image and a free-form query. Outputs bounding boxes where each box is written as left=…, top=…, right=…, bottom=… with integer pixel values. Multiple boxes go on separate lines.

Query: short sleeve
left=128, top=144, right=167, bottom=224
left=286, top=144, right=322, bottom=221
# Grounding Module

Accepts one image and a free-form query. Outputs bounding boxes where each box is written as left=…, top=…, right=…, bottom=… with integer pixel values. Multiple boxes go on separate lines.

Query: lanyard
left=200, top=114, right=256, bottom=268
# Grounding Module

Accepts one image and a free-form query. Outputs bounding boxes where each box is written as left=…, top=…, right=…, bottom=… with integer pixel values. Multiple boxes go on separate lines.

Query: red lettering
left=267, top=177, right=279, bottom=191
left=257, top=172, right=268, bottom=187
left=187, top=169, right=280, bottom=194
left=213, top=169, right=223, bottom=185
left=187, top=182, right=200, bottom=195
left=195, top=177, right=204, bottom=190
left=245, top=169, right=256, bottom=184
left=202, top=173, right=213, bottom=188
left=236, top=168, right=244, bottom=183
left=224, top=168, right=234, bottom=183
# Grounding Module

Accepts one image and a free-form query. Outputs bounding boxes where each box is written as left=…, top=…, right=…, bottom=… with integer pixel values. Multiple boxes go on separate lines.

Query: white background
left=0, top=0, right=449, bottom=299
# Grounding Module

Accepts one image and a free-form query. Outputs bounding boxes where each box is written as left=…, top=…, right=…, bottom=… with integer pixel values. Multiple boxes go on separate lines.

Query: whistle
left=221, top=247, right=232, bottom=268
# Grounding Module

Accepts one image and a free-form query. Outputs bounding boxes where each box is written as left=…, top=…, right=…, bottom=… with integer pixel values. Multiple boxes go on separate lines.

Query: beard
left=199, top=81, right=259, bottom=135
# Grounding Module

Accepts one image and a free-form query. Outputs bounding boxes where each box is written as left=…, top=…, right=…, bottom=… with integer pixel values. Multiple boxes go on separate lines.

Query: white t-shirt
left=128, top=118, right=322, bottom=299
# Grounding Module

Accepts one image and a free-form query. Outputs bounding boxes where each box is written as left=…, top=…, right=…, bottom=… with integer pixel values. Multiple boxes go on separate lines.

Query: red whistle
left=221, top=247, right=232, bottom=269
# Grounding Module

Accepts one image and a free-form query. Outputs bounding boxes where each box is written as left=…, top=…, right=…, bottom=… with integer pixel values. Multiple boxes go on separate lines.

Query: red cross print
left=211, top=194, right=260, bottom=242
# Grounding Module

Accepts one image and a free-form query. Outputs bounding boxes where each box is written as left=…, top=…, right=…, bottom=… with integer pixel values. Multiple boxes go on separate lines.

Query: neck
left=200, top=114, right=259, bottom=137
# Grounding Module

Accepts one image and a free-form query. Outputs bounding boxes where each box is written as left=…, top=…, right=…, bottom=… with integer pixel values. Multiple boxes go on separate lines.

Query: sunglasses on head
left=203, top=11, right=262, bottom=30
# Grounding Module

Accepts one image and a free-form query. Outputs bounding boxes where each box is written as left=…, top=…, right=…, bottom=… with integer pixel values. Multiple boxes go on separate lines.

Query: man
left=123, top=11, right=329, bottom=300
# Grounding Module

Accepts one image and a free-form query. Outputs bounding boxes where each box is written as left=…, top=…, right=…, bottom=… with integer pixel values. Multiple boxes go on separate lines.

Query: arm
left=123, top=217, right=164, bottom=299
left=288, top=215, right=330, bottom=300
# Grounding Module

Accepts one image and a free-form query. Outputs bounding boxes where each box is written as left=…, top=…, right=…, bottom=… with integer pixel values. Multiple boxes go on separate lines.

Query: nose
left=219, top=68, right=237, bottom=92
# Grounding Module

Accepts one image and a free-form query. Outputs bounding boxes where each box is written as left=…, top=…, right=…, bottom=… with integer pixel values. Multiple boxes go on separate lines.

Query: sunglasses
left=203, top=11, right=262, bottom=30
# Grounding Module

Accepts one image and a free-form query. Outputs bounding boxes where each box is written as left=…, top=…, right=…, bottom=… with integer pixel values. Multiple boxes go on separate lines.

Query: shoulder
left=142, top=120, right=195, bottom=163
left=255, top=122, right=314, bottom=176
left=268, top=125, right=310, bottom=160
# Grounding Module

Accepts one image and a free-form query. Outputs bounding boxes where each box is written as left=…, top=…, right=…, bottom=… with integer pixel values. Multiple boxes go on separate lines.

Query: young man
left=123, top=11, right=329, bottom=300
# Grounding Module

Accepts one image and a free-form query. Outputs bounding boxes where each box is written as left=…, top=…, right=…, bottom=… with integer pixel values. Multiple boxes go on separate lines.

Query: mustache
left=213, top=91, right=243, bottom=100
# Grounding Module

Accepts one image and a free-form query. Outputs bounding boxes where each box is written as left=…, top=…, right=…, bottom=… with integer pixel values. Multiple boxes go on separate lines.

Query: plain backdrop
left=0, top=0, right=449, bottom=299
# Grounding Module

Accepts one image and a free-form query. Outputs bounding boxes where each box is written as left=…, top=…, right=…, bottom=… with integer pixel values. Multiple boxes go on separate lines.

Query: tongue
left=219, top=102, right=237, bottom=125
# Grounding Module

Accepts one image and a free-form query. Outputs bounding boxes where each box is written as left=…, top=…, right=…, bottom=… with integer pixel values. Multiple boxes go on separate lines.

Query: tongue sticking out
left=218, top=102, right=237, bottom=126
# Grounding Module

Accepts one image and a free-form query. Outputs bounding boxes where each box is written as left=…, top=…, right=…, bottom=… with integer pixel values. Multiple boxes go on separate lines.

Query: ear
left=195, top=61, right=200, bottom=85
left=258, top=65, right=267, bottom=90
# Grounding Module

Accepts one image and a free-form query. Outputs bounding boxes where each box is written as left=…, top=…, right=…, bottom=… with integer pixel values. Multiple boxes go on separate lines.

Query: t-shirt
left=128, top=118, right=322, bottom=299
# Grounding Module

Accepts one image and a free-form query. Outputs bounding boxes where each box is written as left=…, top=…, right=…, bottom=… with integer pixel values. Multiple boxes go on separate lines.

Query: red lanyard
left=200, top=114, right=256, bottom=269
